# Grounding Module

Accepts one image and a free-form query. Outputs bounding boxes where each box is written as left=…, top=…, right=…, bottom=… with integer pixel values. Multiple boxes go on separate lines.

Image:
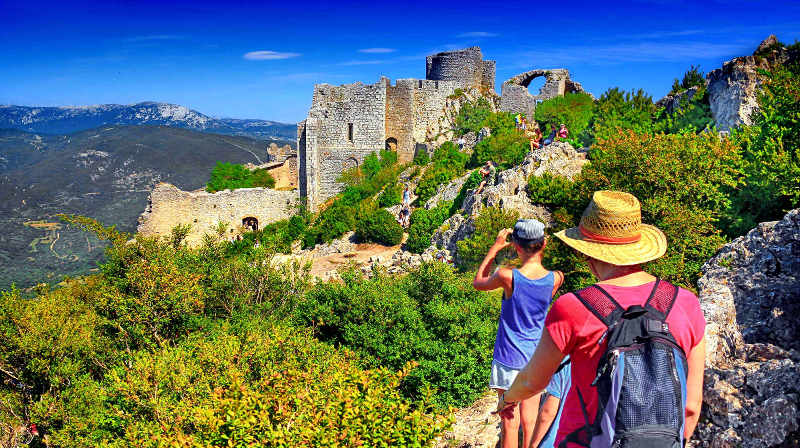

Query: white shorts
left=489, top=360, right=521, bottom=390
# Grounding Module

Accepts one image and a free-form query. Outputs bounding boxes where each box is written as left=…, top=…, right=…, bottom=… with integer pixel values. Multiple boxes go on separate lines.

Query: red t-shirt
left=545, top=281, right=706, bottom=447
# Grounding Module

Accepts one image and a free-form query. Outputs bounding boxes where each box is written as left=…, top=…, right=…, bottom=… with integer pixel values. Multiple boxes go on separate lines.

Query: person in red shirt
left=495, top=191, right=706, bottom=447
left=557, top=123, right=568, bottom=140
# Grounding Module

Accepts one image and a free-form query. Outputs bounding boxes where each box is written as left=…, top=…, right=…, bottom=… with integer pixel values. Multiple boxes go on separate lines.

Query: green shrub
left=295, top=263, right=498, bottom=408
left=470, top=128, right=530, bottom=169
left=670, top=65, right=706, bottom=95
left=586, top=88, right=656, bottom=145
left=450, top=169, right=483, bottom=214
left=722, top=63, right=800, bottom=236
left=406, top=201, right=453, bottom=253
left=456, top=206, right=520, bottom=270
left=415, top=142, right=469, bottom=203
left=455, top=97, right=515, bottom=135
left=378, top=182, right=402, bottom=208
left=549, top=130, right=742, bottom=289
left=653, top=87, right=714, bottom=134
left=355, top=207, right=404, bottom=246
left=32, top=320, right=449, bottom=447
left=534, top=92, right=595, bottom=143
left=413, top=148, right=430, bottom=166
left=206, top=162, right=275, bottom=192
left=527, top=172, right=580, bottom=209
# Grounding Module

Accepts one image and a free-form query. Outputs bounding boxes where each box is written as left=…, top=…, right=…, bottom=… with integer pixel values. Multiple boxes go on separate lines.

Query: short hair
left=511, top=233, right=545, bottom=253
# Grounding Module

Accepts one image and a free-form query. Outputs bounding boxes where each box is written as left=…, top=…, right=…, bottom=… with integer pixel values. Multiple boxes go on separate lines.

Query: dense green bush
left=470, top=129, right=530, bottom=169
left=534, top=92, right=595, bottom=143
left=405, top=201, right=453, bottom=254
left=588, top=88, right=656, bottom=145
left=413, top=149, right=430, bottom=166
left=415, top=142, right=469, bottom=203
left=303, top=150, right=403, bottom=247
left=722, top=63, right=800, bottom=236
left=294, top=263, right=499, bottom=408
left=378, top=182, right=402, bottom=208
left=653, top=87, right=714, bottom=134
left=454, top=97, right=515, bottom=136
left=532, top=130, right=742, bottom=289
left=450, top=169, right=483, bottom=214
left=670, top=65, right=706, bottom=95
left=355, top=207, right=404, bottom=246
left=456, top=206, right=520, bottom=270
left=206, top=162, right=275, bottom=192
left=527, top=172, right=579, bottom=209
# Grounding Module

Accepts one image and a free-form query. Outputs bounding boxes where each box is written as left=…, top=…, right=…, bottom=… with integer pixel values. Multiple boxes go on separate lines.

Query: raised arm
left=472, top=229, right=513, bottom=295
left=684, top=337, right=706, bottom=441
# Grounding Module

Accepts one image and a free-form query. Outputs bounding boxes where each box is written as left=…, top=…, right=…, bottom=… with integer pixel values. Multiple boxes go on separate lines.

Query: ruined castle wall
left=386, top=82, right=415, bottom=163
left=300, top=81, right=386, bottom=210
left=137, top=183, right=299, bottom=247
left=482, top=60, right=496, bottom=92
left=500, top=69, right=572, bottom=118
left=426, top=47, right=494, bottom=91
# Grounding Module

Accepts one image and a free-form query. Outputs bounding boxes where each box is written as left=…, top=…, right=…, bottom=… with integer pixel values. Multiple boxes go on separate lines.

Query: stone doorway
left=242, top=217, right=259, bottom=232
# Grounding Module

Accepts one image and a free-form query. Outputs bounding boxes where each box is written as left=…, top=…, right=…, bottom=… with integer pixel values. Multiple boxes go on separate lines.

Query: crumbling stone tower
left=297, top=47, right=496, bottom=211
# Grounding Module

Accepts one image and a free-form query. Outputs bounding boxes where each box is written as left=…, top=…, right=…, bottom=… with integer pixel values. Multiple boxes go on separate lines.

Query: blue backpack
left=559, top=279, right=688, bottom=448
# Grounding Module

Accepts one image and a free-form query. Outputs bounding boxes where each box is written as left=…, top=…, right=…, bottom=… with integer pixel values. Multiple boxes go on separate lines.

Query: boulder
left=694, top=209, right=800, bottom=447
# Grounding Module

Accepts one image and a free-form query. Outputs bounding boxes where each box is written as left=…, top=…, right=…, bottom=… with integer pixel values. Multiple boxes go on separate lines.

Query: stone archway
left=385, top=137, right=398, bottom=151
left=341, top=156, right=359, bottom=172
left=242, top=217, right=259, bottom=232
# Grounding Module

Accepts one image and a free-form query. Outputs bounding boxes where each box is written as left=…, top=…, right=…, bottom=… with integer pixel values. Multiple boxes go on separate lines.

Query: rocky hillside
left=0, top=126, right=270, bottom=289
left=0, top=102, right=296, bottom=141
left=695, top=209, right=800, bottom=447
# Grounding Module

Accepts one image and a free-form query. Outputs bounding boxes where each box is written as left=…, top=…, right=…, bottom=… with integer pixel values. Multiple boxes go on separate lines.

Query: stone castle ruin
left=297, top=47, right=496, bottom=210
left=500, top=69, right=588, bottom=119
left=140, top=46, right=583, bottom=241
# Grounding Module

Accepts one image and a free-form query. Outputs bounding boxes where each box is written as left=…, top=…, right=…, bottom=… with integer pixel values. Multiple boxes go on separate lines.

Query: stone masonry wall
left=426, top=47, right=494, bottom=91
left=299, top=81, right=386, bottom=210
left=137, top=182, right=299, bottom=247
left=500, top=69, right=583, bottom=118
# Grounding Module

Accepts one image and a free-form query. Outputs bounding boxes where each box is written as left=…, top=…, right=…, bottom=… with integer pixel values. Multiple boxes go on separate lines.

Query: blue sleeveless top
left=492, top=269, right=554, bottom=369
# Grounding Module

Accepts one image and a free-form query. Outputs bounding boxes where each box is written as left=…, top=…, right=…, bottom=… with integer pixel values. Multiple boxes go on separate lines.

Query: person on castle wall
left=542, top=124, right=557, bottom=146
left=476, top=160, right=497, bottom=194
left=557, top=123, right=568, bottom=140
left=495, top=191, right=706, bottom=448
left=472, top=220, right=564, bottom=448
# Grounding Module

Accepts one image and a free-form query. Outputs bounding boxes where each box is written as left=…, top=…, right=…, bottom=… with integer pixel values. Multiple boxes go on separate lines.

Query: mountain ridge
left=0, top=102, right=297, bottom=141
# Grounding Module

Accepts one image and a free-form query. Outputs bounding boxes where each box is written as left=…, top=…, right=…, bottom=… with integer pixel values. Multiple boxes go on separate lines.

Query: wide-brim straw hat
left=554, top=190, right=667, bottom=266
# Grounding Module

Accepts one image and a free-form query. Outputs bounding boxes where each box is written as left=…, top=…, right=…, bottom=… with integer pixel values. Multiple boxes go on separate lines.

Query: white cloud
left=338, top=59, right=388, bottom=66
left=358, top=48, right=396, bottom=54
left=243, top=50, right=301, bottom=60
left=456, top=31, right=498, bottom=38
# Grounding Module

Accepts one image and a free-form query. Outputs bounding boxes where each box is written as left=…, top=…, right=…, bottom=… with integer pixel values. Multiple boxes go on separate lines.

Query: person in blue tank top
left=472, top=218, right=564, bottom=448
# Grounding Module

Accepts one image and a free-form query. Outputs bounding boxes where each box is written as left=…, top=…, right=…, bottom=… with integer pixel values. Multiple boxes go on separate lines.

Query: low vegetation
left=206, top=161, right=275, bottom=192
left=405, top=201, right=452, bottom=254
left=415, top=142, right=468, bottom=203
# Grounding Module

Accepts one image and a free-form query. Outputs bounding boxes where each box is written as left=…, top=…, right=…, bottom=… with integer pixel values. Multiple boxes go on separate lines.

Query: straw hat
left=554, top=191, right=667, bottom=266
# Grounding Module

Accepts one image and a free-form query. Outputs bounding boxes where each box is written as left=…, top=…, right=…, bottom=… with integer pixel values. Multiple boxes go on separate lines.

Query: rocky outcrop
left=431, top=142, right=586, bottom=255
left=707, top=35, right=796, bottom=132
left=656, top=86, right=701, bottom=115
left=694, top=209, right=800, bottom=447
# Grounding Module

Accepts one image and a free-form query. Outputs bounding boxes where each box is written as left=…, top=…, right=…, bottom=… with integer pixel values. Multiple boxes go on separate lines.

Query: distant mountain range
left=0, top=102, right=297, bottom=141
left=0, top=125, right=271, bottom=289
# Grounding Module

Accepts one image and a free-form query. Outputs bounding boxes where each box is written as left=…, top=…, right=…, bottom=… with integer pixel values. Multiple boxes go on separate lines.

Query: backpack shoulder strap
left=643, top=278, right=679, bottom=321
left=573, top=284, right=624, bottom=329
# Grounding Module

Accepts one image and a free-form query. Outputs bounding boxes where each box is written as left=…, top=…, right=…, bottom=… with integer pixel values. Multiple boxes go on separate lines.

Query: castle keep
left=297, top=47, right=495, bottom=210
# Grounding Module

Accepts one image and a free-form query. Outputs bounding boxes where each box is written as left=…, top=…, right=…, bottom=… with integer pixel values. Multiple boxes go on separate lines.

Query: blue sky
left=1, top=0, right=799, bottom=123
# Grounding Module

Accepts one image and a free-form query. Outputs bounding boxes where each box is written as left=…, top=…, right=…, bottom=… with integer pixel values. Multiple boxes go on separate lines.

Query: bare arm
left=472, top=229, right=513, bottom=296
left=684, top=337, right=706, bottom=441
left=498, top=329, right=565, bottom=412
left=531, top=394, right=560, bottom=447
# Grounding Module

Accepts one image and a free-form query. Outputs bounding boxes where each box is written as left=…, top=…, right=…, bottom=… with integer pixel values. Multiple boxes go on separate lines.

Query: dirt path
left=309, top=240, right=404, bottom=277
left=437, top=390, right=500, bottom=448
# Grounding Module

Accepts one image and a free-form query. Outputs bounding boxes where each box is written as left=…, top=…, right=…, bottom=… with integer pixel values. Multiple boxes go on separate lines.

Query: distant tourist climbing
left=402, top=184, right=411, bottom=207
left=495, top=191, right=707, bottom=448
left=472, top=219, right=564, bottom=448
left=476, top=160, right=497, bottom=194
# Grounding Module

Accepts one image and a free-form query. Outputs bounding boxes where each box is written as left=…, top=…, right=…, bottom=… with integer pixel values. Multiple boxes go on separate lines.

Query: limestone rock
left=425, top=171, right=472, bottom=209
left=694, top=209, right=800, bottom=447
left=707, top=35, right=797, bottom=132
left=656, top=86, right=701, bottom=115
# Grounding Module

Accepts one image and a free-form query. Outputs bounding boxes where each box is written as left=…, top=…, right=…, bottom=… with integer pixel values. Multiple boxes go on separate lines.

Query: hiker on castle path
left=495, top=191, right=706, bottom=447
left=402, top=184, right=411, bottom=208
left=472, top=219, right=564, bottom=448
left=530, top=124, right=543, bottom=151
left=475, top=160, right=496, bottom=194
